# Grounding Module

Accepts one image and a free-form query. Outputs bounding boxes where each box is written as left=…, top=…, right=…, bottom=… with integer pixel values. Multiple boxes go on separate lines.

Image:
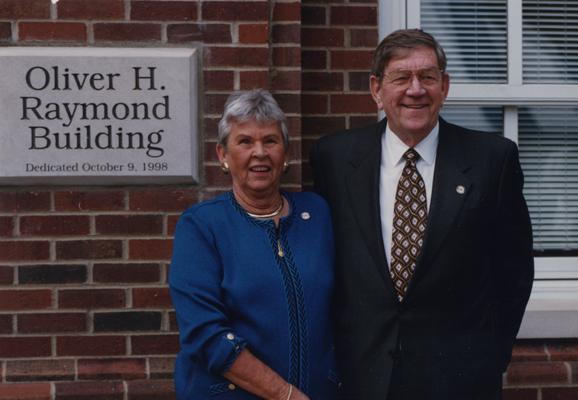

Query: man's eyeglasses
left=382, top=68, right=444, bottom=89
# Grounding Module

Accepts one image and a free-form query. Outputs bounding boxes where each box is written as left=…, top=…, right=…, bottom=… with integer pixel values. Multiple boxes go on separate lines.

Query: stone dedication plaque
left=0, top=47, right=198, bottom=185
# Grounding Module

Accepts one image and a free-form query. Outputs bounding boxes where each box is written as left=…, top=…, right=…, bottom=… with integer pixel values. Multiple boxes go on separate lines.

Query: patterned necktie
left=390, top=148, right=428, bottom=301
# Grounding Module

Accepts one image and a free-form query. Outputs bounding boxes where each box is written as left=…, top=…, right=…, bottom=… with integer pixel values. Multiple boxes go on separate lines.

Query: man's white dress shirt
left=379, top=122, right=439, bottom=267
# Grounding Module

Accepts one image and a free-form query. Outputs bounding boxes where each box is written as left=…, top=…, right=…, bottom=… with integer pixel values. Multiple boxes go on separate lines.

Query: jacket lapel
left=344, top=120, right=393, bottom=286
left=408, top=119, right=472, bottom=294
left=343, top=119, right=473, bottom=297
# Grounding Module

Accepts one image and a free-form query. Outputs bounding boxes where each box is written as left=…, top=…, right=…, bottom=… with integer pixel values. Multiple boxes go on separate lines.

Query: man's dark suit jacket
left=310, top=118, right=534, bottom=400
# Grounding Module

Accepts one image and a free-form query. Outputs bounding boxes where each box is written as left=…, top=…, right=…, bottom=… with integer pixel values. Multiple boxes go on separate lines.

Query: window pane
left=518, top=107, right=578, bottom=253
left=421, top=0, right=508, bottom=83
left=523, top=1, right=578, bottom=83
left=440, top=106, right=503, bottom=133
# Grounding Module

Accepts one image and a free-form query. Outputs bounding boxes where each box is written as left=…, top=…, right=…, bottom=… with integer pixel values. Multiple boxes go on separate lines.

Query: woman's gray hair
left=217, top=89, right=289, bottom=149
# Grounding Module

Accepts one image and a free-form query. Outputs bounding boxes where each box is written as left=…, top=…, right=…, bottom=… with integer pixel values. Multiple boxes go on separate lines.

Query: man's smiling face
left=370, top=46, right=449, bottom=145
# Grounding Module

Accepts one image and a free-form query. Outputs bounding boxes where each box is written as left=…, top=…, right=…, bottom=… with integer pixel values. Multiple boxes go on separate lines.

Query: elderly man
left=311, top=29, right=534, bottom=400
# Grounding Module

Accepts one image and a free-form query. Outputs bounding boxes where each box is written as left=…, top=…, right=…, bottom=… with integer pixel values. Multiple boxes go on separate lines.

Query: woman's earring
left=221, top=162, right=229, bottom=174
left=283, top=161, right=289, bottom=174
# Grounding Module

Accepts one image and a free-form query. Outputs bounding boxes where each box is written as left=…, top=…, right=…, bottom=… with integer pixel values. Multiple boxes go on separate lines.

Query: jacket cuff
left=207, top=331, right=247, bottom=375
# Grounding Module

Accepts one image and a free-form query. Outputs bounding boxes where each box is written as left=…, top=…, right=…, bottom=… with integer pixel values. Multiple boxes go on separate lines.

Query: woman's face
left=217, top=120, right=287, bottom=199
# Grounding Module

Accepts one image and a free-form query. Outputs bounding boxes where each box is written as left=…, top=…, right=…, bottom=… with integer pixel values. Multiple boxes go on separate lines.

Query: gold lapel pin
left=456, top=185, right=465, bottom=194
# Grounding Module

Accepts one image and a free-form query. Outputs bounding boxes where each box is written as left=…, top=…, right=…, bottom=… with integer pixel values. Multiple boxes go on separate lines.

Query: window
left=379, top=0, right=578, bottom=337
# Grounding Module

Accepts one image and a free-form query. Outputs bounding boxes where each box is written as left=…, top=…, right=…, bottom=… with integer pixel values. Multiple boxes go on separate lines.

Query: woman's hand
left=225, top=349, right=312, bottom=400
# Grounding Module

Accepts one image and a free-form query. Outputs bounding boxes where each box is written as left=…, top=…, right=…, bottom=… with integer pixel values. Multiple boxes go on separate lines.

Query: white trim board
left=519, top=281, right=578, bottom=338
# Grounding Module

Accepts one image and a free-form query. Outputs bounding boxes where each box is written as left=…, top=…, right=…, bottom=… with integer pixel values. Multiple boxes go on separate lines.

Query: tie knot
left=403, top=148, right=420, bottom=163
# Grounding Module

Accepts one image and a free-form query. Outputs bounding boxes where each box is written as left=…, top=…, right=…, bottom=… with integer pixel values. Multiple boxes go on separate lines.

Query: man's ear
left=369, top=75, right=384, bottom=110
left=441, top=72, right=450, bottom=101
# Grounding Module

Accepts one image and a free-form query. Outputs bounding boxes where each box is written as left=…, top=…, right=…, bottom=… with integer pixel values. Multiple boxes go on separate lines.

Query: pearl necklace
left=246, top=197, right=284, bottom=219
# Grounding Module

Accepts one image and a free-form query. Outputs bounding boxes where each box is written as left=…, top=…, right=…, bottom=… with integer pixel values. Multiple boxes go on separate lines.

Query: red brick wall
left=1, top=0, right=576, bottom=399
left=300, top=0, right=379, bottom=188
left=504, top=340, right=578, bottom=399
left=0, top=0, right=299, bottom=399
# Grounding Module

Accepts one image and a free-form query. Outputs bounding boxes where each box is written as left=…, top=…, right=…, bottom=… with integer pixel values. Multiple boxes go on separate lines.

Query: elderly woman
left=169, top=89, right=338, bottom=399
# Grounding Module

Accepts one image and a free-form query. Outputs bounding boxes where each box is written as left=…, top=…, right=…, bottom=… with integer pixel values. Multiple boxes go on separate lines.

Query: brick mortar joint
left=124, top=0, right=131, bottom=22
left=564, top=361, right=572, bottom=384
left=123, top=380, right=128, bottom=400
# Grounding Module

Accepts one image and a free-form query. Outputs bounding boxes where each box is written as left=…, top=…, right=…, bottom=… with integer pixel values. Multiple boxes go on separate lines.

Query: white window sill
left=518, top=279, right=578, bottom=338
left=518, top=258, right=578, bottom=338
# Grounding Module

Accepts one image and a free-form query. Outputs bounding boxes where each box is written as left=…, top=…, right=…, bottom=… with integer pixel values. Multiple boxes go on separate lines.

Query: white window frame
left=379, top=0, right=578, bottom=338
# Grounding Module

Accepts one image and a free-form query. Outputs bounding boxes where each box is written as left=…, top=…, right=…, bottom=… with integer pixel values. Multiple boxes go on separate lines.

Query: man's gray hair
left=371, top=29, right=447, bottom=82
left=217, top=89, right=289, bottom=149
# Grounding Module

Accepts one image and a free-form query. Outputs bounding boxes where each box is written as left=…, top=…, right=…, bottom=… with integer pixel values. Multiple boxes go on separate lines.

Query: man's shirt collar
left=383, top=122, right=439, bottom=168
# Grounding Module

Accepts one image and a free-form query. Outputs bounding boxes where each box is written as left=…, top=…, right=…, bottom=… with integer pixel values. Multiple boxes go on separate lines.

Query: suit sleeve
left=169, top=212, right=247, bottom=375
left=494, top=142, right=534, bottom=372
